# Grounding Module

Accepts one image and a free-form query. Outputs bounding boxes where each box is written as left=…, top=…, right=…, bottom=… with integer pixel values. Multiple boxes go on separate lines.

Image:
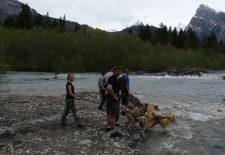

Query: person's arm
left=124, top=76, right=130, bottom=93
left=67, top=85, right=81, bottom=100
left=125, top=84, right=129, bottom=93
left=107, top=84, right=117, bottom=101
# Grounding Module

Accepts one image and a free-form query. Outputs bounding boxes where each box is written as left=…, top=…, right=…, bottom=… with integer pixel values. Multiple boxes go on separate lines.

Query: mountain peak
left=188, top=4, right=225, bottom=42
left=197, top=4, right=218, bottom=14
left=133, top=20, right=144, bottom=26
left=198, top=4, right=211, bottom=9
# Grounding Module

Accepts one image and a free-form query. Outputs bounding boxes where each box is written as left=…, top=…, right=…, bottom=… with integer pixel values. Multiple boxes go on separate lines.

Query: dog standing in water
left=122, top=93, right=175, bottom=137
left=137, top=112, right=176, bottom=137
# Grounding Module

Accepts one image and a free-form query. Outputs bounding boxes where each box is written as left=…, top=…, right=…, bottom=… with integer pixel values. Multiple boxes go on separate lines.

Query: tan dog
left=157, top=114, right=176, bottom=128
left=146, top=103, right=159, bottom=115
left=122, top=103, right=159, bottom=127
left=137, top=112, right=176, bottom=137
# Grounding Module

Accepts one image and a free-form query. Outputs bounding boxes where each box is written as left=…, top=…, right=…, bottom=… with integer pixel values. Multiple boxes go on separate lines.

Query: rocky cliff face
left=188, top=4, right=225, bottom=42
left=0, top=0, right=90, bottom=30
left=0, top=0, right=22, bottom=23
left=0, top=0, right=23, bottom=15
left=0, top=0, right=37, bottom=23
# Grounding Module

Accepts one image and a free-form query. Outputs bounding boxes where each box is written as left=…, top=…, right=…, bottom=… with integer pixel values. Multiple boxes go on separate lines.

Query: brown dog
left=137, top=112, right=176, bottom=137
left=122, top=103, right=159, bottom=127
left=146, top=103, right=159, bottom=115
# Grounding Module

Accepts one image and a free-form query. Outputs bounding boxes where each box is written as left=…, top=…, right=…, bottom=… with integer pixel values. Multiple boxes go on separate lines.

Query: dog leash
left=80, top=98, right=99, bottom=104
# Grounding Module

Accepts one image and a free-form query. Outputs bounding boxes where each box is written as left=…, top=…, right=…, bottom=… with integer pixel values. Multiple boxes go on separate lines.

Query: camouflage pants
left=61, top=98, right=79, bottom=123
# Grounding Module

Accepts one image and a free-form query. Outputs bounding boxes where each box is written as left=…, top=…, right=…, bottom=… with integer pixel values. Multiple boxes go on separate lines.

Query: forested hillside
left=0, top=4, right=225, bottom=73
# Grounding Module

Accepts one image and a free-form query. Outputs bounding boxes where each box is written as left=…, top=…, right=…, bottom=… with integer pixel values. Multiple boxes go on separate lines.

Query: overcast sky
left=19, top=0, right=225, bottom=31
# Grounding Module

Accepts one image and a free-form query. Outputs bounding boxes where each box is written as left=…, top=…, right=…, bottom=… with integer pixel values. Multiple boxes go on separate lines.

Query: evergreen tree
left=73, top=23, right=80, bottom=31
left=139, top=25, right=152, bottom=42
left=167, top=26, right=173, bottom=44
left=128, top=28, right=133, bottom=34
left=157, top=23, right=168, bottom=45
left=171, top=28, right=178, bottom=47
left=43, top=12, right=51, bottom=28
left=33, top=14, right=43, bottom=27
left=17, top=4, right=31, bottom=29
left=3, top=17, right=16, bottom=28
left=186, top=28, right=200, bottom=49
left=63, top=14, right=66, bottom=29
left=176, top=29, right=185, bottom=48
left=51, top=19, right=58, bottom=28
left=202, top=32, right=218, bottom=50
left=218, top=40, right=225, bottom=53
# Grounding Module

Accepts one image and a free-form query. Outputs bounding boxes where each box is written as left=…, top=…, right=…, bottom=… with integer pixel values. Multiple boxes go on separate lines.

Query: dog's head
left=153, top=104, right=159, bottom=111
left=146, top=103, right=160, bottom=113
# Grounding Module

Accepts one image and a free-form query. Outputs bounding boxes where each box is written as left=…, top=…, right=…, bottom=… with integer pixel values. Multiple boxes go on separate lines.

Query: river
left=0, top=71, right=225, bottom=155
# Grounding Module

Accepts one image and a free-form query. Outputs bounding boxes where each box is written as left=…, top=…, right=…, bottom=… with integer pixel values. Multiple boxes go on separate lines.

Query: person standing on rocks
left=98, top=72, right=106, bottom=110
left=106, top=66, right=123, bottom=138
left=61, top=73, right=84, bottom=128
left=99, top=64, right=115, bottom=115
left=118, top=71, right=130, bottom=115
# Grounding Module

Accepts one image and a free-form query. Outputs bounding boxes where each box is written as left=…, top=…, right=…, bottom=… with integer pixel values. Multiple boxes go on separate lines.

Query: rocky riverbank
left=0, top=92, right=143, bottom=155
left=129, top=68, right=204, bottom=76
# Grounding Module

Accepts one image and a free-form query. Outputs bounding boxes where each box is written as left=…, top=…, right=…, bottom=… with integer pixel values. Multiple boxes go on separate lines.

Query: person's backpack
left=98, top=76, right=106, bottom=91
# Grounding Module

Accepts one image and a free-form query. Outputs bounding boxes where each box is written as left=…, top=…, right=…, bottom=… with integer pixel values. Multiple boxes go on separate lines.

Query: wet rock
left=217, top=109, right=222, bottom=112
left=78, top=139, right=92, bottom=145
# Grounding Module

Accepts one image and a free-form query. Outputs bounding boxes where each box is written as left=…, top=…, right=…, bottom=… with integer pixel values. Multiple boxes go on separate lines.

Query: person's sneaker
left=105, top=127, right=111, bottom=132
left=61, top=120, right=67, bottom=126
left=116, top=123, right=120, bottom=127
left=110, top=131, right=123, bottom=138
left=77, top=123, right=84, bottom=128
left=61, top=122, right=66, bottom=126
left=98, top=105, right=103, bottom=111
left=121, top=111, right=126, bottom=116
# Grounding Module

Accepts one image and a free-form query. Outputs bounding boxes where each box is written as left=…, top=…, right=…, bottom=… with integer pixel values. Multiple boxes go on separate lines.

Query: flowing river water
left=0, top=71, right=225, bottom=155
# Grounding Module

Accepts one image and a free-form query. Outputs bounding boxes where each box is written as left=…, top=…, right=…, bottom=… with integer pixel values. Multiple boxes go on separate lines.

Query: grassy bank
left=0, top=27, right=225, bottom=72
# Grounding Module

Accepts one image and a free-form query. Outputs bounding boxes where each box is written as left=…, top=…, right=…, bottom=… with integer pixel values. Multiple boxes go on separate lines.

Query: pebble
left=78, top=139, right=92, bottom=145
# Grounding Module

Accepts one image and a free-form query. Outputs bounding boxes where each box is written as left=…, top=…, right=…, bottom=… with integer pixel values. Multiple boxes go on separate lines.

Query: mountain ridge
left=0, top=0, right=90, bottom=30
left=188, top=4, right=225, bottom=42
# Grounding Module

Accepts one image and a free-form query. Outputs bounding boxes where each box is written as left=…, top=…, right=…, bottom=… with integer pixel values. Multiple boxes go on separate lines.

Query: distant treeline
left=3, top=4, right=82, bottom=32
left=0, top=4, right=225, bottom=72
left=128, top=24, right=225, bottom=53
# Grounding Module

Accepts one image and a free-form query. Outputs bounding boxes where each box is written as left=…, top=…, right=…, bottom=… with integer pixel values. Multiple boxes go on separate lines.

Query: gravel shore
left=0, top=92, right=143, bottom=155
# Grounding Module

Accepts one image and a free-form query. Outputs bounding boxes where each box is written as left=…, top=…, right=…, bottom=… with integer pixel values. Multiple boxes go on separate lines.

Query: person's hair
left=113, top=66, right=121, bottom=71
left=67, top=73, right=73, bottom=81
left=101, top=71, right=106, bottom=76
left=108, top=64, right=115, bottom=71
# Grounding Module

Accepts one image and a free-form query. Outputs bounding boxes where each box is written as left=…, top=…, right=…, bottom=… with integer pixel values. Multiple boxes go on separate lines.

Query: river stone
left=217, top=109, right=222, bottom=112
left=78, top=139, right=92, bottom=145
left=113, top=142, right=121, bottom=148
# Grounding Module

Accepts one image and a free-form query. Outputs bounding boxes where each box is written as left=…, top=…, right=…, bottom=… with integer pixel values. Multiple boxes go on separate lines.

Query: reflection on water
left=1, top=71, right=225, bottom=154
